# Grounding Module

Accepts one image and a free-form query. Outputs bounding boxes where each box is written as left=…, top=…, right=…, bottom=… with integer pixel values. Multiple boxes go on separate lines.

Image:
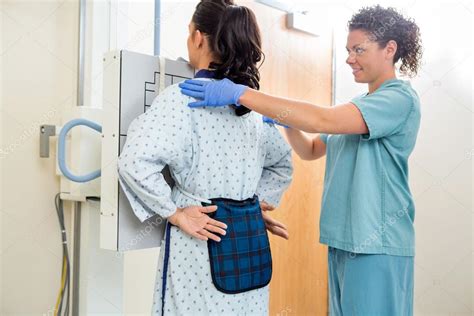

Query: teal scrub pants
left=328, top=247, right=414, bottom=316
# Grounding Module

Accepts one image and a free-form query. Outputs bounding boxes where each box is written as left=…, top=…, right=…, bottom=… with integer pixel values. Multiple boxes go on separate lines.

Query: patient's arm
left=256, top=124, right=293, bottom=208
left=117, top=86, right=191, bottom=222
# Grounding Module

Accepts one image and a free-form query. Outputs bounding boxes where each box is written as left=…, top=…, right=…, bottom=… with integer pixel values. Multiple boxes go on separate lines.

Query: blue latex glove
left=179, top=78, right=248, bottom=108
left=262, top=116, right=289, bottom=128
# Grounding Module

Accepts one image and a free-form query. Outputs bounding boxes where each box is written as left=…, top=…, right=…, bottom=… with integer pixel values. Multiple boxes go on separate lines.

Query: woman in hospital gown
left=117, top=1, right=292, bottom=315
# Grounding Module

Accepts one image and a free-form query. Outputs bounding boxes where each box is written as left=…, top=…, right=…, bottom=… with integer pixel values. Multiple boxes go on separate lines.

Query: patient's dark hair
left=192, top=0, right=264, bottom=116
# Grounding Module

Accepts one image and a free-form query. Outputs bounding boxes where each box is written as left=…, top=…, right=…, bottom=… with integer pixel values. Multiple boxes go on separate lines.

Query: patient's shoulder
left=150, top=84, right=191, bottom=111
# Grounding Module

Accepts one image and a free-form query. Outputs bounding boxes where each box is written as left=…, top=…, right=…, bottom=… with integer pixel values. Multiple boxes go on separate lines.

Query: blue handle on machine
left=58, top=118, right=102, bottom=183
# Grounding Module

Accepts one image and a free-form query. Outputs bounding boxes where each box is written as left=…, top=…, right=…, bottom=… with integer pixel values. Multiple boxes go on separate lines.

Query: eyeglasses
left=346, top=46, right=367, bottom=57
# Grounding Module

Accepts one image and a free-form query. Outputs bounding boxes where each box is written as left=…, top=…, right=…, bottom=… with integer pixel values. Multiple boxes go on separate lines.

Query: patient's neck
left=195, top=53, right=217, bottom=71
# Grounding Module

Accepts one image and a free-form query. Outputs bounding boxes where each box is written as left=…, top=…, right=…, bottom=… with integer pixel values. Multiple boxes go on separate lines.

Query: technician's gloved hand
left=179, top=78, right=248, bottom=108
left=262, top=116, right=289, bottom=128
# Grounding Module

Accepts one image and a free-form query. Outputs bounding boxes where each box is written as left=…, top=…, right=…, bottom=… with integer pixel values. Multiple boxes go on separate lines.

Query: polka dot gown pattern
left=117, top=82, right=293, bottom=315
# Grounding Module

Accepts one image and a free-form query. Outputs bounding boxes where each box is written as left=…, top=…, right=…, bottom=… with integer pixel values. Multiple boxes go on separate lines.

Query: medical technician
left=180, top=5, right=422, bottom=315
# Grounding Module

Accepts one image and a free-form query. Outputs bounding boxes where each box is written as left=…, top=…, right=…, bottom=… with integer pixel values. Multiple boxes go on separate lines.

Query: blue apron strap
left=161, top=221, right=172, bottom=315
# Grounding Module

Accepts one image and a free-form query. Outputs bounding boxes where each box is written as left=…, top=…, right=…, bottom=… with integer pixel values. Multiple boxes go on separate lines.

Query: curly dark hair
left=348, top=5, right=422, bottom=77
left=192, top=0, right=264, bottom=116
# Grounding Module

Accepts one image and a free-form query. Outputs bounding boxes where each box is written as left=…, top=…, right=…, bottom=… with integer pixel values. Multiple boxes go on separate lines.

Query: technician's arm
left=283, top=128, right=327, bottom=161
left=240, top=89, right=368, bottom=135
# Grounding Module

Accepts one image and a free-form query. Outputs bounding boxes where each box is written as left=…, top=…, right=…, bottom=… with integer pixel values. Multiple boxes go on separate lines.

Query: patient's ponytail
left=192, top=0, right=264, bottom=116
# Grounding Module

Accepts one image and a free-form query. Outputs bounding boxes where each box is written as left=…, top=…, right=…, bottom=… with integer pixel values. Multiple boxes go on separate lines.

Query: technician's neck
left=368, top=70, right=397, bottom=94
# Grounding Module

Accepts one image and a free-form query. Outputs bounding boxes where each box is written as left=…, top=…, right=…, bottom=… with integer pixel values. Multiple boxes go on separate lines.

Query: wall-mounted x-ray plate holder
left=100, top=50, right=194, bottom=251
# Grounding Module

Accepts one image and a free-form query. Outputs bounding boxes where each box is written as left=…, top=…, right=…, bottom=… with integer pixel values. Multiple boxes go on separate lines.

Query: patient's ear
left=194, top=30, right=205, bottom=49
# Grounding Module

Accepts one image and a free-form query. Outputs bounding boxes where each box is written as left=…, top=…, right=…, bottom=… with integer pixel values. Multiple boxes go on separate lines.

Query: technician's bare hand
left=168, top=205, right=227, bottom=242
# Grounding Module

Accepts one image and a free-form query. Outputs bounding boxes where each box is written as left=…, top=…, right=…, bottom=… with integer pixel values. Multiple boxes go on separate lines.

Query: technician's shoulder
left=400, top=80, right=420, bottom=107
left=380, top=79, right=421, bottom=129
left=383, top=79, right=419, bottom=103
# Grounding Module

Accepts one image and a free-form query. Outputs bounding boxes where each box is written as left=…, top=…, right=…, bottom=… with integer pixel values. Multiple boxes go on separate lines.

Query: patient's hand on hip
left=260, top=201, right=289, bottom=240
left=168, top=205, right=227, bottom=242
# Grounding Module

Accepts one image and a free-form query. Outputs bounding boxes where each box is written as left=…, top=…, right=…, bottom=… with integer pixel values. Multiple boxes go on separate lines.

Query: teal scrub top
left=319, top=78, right=421, bottom=256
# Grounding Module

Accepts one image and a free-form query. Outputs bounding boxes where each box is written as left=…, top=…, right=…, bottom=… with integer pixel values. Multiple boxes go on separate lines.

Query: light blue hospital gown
left=117, top=82, right=293, bottom=315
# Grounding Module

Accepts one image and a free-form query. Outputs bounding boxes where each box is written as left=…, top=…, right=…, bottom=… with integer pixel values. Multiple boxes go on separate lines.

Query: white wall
left=1, top=0, right=157, bottom=314
left=332, top=1, right=472, bottom=314
left=159, top=0, right=199, bottom=60
left=0, top=0, right=78, bottom=314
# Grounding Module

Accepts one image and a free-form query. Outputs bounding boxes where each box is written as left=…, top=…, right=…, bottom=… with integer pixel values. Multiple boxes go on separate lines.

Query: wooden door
left=245, top=3, right=333, bottom=315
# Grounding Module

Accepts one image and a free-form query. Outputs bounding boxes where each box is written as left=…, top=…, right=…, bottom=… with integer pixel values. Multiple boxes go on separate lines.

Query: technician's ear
left=385, top=40, right=398, bottom=61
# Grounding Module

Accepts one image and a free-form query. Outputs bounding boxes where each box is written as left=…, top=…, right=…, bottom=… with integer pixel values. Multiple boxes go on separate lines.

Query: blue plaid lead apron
left=201, top=195, right=273, bottom=294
